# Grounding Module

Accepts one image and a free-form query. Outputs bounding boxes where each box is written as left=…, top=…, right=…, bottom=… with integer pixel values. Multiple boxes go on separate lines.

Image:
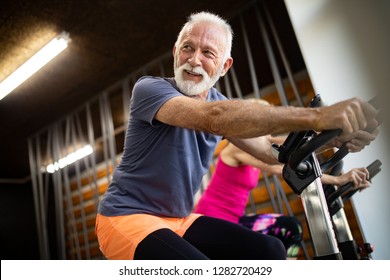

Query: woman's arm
left=322, top=167, right=370, bottom=189
left=221, top=142, right=371, bottom=190
left=220, top=142, right=283, bottom=174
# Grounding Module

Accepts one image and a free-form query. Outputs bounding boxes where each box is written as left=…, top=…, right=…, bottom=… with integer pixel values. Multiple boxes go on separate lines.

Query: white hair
left=175, top=11, right=233, bottom=62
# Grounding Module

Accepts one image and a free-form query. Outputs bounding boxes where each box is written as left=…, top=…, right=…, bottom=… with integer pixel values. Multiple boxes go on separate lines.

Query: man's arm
left=155, top=96, right=378, bottom=149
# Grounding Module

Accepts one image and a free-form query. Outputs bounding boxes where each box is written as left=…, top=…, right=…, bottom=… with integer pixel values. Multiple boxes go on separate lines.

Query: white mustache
left=180, top=64, right=208, bottom=78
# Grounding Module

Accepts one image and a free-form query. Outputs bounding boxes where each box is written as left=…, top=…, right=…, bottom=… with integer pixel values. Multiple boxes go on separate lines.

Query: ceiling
left=0, top=0, right=302, bottom=180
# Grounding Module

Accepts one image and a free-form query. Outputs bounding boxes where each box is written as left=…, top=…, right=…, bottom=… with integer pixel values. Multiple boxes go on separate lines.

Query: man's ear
left=172, top=45, right=177, bottom=57
left=220, top=57, right=233, bottom=77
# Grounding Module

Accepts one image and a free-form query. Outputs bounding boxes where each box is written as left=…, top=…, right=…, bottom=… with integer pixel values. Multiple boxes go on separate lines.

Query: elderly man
left=95, top=11, right=378, bottom=260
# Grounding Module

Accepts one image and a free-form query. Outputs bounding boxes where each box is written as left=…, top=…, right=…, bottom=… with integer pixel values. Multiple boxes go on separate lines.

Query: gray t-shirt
left=98, top=76, right=227, bottom=217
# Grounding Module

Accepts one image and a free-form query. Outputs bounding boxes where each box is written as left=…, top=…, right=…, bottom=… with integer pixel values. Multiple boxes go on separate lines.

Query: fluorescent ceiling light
left=46, top=144, right=93, bottom=173
left=0, top=32, right=71, bottom=101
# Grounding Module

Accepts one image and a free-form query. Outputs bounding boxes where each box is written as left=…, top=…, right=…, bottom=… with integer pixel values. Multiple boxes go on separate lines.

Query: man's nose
left=188, top=49, right=202, bottom=67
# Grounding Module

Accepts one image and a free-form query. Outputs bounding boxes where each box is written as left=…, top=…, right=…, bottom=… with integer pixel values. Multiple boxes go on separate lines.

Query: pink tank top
left=194, top=155, right=260, bottom=223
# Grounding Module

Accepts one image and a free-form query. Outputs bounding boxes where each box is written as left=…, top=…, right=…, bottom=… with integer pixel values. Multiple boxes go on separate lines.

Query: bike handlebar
left=289, top=94, right=381, bottom=173
left=275, top=94, right=381, bottom=195
left=289, top=129, right=341, bottom=171
left=327, top=159, right=382, bottom=207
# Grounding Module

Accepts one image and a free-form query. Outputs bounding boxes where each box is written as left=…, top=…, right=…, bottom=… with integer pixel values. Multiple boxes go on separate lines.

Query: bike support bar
left=273, top=94, right=381, bottom=259
left=275, top=142, right=343, bottom=259
left=328, top=159, right=381, bottom=259
left=301, top=176, right=342, bottom=259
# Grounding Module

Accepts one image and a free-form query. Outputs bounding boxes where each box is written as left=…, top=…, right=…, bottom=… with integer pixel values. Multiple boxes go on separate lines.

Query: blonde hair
left=245, top=98, right=271, bottom=106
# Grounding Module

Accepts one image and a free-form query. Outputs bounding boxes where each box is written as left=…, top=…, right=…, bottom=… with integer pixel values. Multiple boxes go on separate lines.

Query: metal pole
left=52, top=124, right=66, bottom=259
left=63, top=116, right=82, bottom=259
left=223, top=73, right=234, bottom=99
left=262, top=172, right=279, bottom=212
left=35, top=137, right=50, bottom=259
left=28, top=138, right=46, bottom=259
left=70, top=115, right=91, bottom=259
left=86, top=104, right=100, bottom=212
left=273, top=174, right=310, bottom=259
left=255, top=6, right=289, bottom=106
left=229, top=67, right=243, bottom=99
left=239, top=15, right=261, bottom=99
left=99, top=94, right=112, bottom=184
left=262, top=1, right=304, bottom=107
left=301, top=177, right=340, bottom=258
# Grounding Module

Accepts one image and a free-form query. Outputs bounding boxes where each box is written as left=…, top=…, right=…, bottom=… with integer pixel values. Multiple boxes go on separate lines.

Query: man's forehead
left=182, top=23, right=226, bottom=44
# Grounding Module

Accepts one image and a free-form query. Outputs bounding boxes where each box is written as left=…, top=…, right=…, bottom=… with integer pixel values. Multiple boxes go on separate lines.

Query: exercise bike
left=272, top=95, right=381, bottom=259
left=323, top=158, right=381, bottom=259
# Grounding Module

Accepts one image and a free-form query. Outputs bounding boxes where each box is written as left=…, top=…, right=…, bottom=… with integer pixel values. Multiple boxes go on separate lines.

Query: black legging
left=134, top=215, right=286, bottom=260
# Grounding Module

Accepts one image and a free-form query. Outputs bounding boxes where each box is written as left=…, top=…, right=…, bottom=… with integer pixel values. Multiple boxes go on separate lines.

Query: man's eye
left=204, top=50, right=215, bottom=57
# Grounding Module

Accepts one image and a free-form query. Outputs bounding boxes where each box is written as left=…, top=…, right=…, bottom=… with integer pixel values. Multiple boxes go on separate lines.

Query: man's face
left=174, top=22, right=227, bottom=96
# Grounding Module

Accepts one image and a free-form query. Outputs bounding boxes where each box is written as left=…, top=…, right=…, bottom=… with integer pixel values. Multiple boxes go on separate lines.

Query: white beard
left=174, top=57, right=223, bottom=96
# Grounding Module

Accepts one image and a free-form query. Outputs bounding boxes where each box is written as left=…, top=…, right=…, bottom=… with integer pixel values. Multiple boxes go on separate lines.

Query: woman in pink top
left=195, top=141, right=370, bottom=258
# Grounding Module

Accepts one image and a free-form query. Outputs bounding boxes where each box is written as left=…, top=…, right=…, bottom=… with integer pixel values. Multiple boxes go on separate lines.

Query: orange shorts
left=95, top=213, right=202, bottom=260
